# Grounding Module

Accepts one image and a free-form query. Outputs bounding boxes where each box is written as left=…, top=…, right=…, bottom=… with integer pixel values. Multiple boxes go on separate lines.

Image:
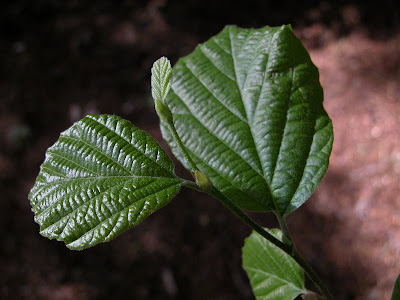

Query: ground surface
left=0, top=1, right=400, bottom=299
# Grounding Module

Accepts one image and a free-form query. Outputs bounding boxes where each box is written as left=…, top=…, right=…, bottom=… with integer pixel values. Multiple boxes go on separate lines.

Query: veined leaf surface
left=151, top=56, right=172, bottom=104
left=29, top=114, right=181, bottom=250
left=242, top=228, right=306, bottom=300
left=161, top=25, right=333, bottom=214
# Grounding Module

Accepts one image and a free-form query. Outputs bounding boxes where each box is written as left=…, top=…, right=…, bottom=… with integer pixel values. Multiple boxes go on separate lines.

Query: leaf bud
left=194, top=170, right=213, bottom=192
left=155, top=98, right=173, bottom=123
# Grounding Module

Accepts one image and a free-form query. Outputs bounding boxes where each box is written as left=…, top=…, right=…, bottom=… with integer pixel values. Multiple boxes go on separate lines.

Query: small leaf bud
left=194, top=170, right=213, bottom=192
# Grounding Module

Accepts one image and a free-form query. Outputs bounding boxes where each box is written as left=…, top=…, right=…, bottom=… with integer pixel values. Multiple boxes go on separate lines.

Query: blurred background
left=1, top=0, right=400, bottom=299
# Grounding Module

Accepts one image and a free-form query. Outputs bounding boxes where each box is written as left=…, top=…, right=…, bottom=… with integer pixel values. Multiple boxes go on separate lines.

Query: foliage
left=29, top=114, right=182, bottom=250
left=161, top=25, right=333, bottom=215
left=242, top=228, right=306, bottom=299
left=28, top=24, right=397, bottom=299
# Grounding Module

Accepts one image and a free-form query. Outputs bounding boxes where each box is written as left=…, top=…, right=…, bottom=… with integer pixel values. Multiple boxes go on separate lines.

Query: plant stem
left=275, top=213, right=293, bottom=247
left=276, top=215, right=334, bottom=300
left=207, top=188, right=334, bottom=300
left=166, top=121, right=198, bottom=173
left=209, top=188, right=292, bottom=252
left=181, top=179, right=203, bottom=192
left=165, top=111, right=333, bottom=299
left=291, top=250, right=334, bottom=300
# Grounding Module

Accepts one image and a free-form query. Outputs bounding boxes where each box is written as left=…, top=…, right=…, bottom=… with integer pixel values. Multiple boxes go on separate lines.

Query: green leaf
left=161, top=25, right=333, bottom=215
left=29, top=114, right=181, bottom=250
left=392, top=274, right=400, bottom=300
left=151, top=56, right=172, bottom=104
left=242, top=228, right=306, bottom=300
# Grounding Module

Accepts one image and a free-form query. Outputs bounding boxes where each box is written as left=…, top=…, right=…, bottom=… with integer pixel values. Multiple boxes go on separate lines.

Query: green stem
left=165, top=110, right=333, bottom=299
left=276, top=213, right=334, bottom=300
left=166, top=121, right=198, bottom=173
left=181, top=179, right=203, bottom=192
left=275, top=213, right=293, bottom=247
left=291, top=250, right=334, bottom=300
left=205, top=187, right=334, bottom=300
left=209, top=187, right=292, bottom=252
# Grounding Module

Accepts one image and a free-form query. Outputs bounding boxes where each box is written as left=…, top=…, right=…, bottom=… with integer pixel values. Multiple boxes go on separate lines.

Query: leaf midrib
left=66, top=181, right=178, bottom=248
left=247, top=235, right=297, bottom=286
left=36, top=175, right=182, bottom=189
left=172, top=94, right=264, bottom=179
left=251, top=233, right=304, bottom=287
left=34, top=175, right=181, bottom=216
left=86, top=116, right=175, bottom=177
left=181, top=57, right=247, bottom=123
left=38, top=176, right=179, bottom=230
left=244, top=267, right=304, bottom=293
left=186, top=147, right=270, bottom=209
left=228, top=26, right=277, bottom=209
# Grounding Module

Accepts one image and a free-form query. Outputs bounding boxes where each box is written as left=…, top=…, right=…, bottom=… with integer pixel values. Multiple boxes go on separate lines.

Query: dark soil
left=1, top=1, right=400, bottom=299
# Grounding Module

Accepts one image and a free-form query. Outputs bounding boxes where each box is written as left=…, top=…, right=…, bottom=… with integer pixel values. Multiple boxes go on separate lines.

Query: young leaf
left=152, top=57, right=173, bottom=122
left=161, top=25, right=333, bottom=215
left=29, top=114, right=181, bottom=250
left=242, top=228, right=306, bottom=300
left=392, top=274, right=400, bottom=300
left=151, top=56, right=172, bottom=104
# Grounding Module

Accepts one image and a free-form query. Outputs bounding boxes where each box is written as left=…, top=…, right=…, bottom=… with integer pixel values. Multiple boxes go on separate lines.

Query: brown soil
left=292, top=28, right=400, bottom=299
left=1, top=1, right=399, bottom=299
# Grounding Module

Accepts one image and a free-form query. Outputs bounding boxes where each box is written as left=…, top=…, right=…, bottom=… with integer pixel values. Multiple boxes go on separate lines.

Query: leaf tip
left=151, top=56, right=172, bottom=104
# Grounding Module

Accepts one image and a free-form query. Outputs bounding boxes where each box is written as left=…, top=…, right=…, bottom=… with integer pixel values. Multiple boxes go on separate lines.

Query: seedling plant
left=29, top=25, right=400, bottom=299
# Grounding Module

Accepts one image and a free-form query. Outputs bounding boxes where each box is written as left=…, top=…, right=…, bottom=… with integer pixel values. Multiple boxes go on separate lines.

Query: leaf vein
left=228, top=26, right=275, bottom=205
left=198, top=43, right=236, bottom=82
left=65, top=132, right=134, bottom=176
left=173, top=94, right=263, bottom=178
left=181, top=59, right=247, bottom=123
left=187, top=149, right=269, bottom=209
left=67, top=181, right=178, bottom=246
left=37, top=177, right=134, bottom=223
left=86, top=117, right=175, bottom=177
left=48, top=150, right=100, bottom=176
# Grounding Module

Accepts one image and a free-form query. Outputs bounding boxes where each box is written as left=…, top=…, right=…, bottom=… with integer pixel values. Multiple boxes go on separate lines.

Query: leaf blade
left=151, top=56, right=172, bottom=104
left=242, top=228, right=306, bottom=300
left=162, top=25, right=333, bottom=214
left=29, top=114, right=181, bottom=250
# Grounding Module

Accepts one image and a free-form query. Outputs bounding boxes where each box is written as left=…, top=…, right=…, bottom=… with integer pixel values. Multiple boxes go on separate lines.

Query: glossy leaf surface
left=161, top=25, right=333, bottom=214
left=29, top=114, right=181, bottom=250
left=242, top=228, right=306, bottom=300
